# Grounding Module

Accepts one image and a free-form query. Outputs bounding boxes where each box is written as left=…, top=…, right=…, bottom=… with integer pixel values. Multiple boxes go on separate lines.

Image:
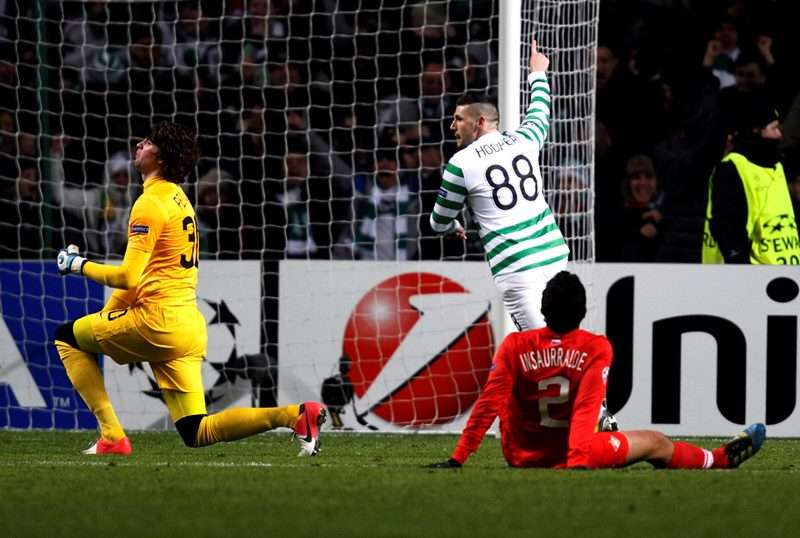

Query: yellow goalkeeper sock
left=55, top=340, right=126, bottom=442
left=195, top=405, right=301, bottom=447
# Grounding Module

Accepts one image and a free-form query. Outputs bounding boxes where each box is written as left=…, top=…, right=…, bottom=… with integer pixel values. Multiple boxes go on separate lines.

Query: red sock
left=667, top=441, right=714, bottom=469
left=711, top=446, right=729, bottom=468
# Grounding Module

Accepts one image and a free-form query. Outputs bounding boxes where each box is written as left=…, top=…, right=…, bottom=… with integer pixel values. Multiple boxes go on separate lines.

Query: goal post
left=499, top=0, right=522, bottom=134
left=0, top=1, right=599, bottom=432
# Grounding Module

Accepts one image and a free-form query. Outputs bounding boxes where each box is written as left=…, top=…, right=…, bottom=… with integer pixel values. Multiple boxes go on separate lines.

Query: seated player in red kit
left=428, top=271, right=765, bottom=470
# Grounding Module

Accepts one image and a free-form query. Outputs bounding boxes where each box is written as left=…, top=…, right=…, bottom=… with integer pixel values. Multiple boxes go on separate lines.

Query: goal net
left=0, top=0, right=597, bottom=432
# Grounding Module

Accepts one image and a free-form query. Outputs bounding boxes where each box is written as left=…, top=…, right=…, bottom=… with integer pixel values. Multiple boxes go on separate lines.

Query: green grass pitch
left=1, top=430, right=799, bottom=537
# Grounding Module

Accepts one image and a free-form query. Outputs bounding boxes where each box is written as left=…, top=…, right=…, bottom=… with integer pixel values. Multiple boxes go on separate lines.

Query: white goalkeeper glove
left=57, top=244, right=87, bottom=276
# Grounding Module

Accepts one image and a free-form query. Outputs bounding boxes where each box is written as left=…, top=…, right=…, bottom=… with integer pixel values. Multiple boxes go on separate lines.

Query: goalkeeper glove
left=424, top=458, right=462, bottom=469
left=57, top=244, right=87, bottom=276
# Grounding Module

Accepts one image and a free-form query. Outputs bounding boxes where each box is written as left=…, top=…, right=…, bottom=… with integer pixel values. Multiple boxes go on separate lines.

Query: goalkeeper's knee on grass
left=175, top=414, right=206, bottom=448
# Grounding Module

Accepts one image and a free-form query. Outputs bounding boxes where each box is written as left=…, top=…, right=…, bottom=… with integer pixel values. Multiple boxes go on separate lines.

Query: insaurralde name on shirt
left=519, top=347, right=587, bottom=373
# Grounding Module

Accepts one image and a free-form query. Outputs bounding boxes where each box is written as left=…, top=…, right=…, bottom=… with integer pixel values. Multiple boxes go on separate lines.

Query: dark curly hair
left=540, top=271, right=587, bottom=334
left=148, top=121, right=198, bottom=182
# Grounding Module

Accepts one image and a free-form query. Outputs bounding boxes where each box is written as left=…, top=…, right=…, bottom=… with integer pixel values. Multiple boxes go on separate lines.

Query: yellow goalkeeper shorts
left=73, top=302, right=207, bottom=394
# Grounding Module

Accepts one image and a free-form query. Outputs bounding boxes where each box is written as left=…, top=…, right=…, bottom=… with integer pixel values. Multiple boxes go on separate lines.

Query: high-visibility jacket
left=703, top=152, right=800, bottom=264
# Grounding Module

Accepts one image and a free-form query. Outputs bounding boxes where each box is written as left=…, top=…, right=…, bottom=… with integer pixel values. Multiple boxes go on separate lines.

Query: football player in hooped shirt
left=430, top=40, right=568, bottom=332
left=429, top=272, right=766, bottom=469
left=53, top=121, right=326, bottom=456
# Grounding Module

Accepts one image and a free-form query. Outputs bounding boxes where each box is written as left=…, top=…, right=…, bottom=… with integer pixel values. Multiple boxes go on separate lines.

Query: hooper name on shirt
left=474, top=134, right=521, bottom=158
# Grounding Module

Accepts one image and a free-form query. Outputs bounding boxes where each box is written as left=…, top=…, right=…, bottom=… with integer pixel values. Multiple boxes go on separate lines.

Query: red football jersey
left=451, top=326, right=613, bottom=468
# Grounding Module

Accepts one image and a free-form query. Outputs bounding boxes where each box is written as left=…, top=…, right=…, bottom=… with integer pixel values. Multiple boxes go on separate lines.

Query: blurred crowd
left=0, top=0, right=799, bottom=264
left=595, top=0, right=800, bottom=262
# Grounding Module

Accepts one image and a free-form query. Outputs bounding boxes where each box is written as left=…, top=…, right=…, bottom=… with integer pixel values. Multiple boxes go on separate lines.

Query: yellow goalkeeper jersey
left=126, top=176, right=199, bottom=307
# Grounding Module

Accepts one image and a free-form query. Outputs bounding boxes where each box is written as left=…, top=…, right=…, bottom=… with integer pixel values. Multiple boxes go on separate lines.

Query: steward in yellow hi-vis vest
left=52, top=121, right=326, bottom=456
left=702, top=94, right=800, bottom=265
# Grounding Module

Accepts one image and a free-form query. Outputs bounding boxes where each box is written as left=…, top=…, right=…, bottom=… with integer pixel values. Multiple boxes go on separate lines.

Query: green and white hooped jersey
left=430, top=71, right=569, bottom=279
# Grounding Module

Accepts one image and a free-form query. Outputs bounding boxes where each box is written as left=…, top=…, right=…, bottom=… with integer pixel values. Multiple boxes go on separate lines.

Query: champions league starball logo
left=129, top=299, right=270, bottom=406
left=762, top=213, right=797, bottom=235
left=322, top=273, right=495, bottom=428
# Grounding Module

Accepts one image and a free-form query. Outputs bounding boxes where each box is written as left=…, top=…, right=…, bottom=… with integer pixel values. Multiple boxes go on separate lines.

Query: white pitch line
left=0, top=460, right=382, bottom=468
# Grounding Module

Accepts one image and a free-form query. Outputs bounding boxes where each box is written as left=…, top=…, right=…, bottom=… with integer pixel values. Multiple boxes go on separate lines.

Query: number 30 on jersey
left=181, top=215, right=200, bottom=268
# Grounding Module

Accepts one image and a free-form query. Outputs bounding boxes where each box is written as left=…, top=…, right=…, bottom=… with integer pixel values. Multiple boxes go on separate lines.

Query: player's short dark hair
left=149, top=121, right=198, bottom=182
left=541, top=271, right=587, bottom=333
left=455, top=94, right=499, bottom=124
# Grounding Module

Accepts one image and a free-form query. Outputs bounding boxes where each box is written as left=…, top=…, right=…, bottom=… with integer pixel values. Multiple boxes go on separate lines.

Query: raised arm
left=512, top=40, right=552, bottom=152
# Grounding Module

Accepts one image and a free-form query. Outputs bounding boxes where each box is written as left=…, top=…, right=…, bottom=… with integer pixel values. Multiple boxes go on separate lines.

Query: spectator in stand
left=285, top=109, right=354, bottom=260
left=618, top=155, right=664, bottom=262
left=220, top=43, right=268, bottom=111
left=703, top=15, right=741, bottom=90
left=98, top=152, right=138, bottom=257
left=163, top=1, right=221, bottom=84
left=398, top=144, right=421, bottom=258
left=465, top=51, right=491, bottom=93
left=0, top=110, right=15, bottom=155
left=49, top=133, right=107, bottom=254
left=415, top=142, right=445, bottom=260
left=650, top=66, right=728, bottom=263
left=280, top=149, right=318, bottom=259
left=703, top=92, right=800, bottom=264
left=60, top=1, right=109, bottom=89
left=234, top=106, right=272, bottom=258
left=550, top=162, right=592, bottom=261
left=595, top=43, right=666, bottom=158
left=419, top=57, right=451, bottom=142
left=718, top=42, right=784, bottom=123
left=16, top=131, right=38, bottom=162
left=10, top=43, right=42, bottom=136
left=376, top=56, right=449, bottom=141
left=408, top=2, right=446, bottom=51
left=129, top=27, right=193, bottom=128
left=195, top=166, right=240, bottom=259
left=0, top=159, right=43, bottom=258
left=733, top=51, right=767, bottom=94
left=354, top=152, right=414, bottom=261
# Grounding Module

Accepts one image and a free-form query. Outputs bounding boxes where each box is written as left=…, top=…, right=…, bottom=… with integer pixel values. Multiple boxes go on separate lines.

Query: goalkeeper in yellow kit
left=53, top=122, right=326, bottom=456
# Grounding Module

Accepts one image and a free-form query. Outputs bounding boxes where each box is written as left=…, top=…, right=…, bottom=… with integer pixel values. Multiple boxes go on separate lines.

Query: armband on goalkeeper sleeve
left=57, top=244, right=88, bottom=276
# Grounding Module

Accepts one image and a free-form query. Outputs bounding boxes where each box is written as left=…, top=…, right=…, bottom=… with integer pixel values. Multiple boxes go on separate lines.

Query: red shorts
left=587, top=432, right=629, bottom=468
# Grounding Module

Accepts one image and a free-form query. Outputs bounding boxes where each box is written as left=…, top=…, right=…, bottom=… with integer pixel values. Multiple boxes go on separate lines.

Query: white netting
left=522, top=0, right=598, bottom=263
left=0, top=0, right=596, bottom=431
